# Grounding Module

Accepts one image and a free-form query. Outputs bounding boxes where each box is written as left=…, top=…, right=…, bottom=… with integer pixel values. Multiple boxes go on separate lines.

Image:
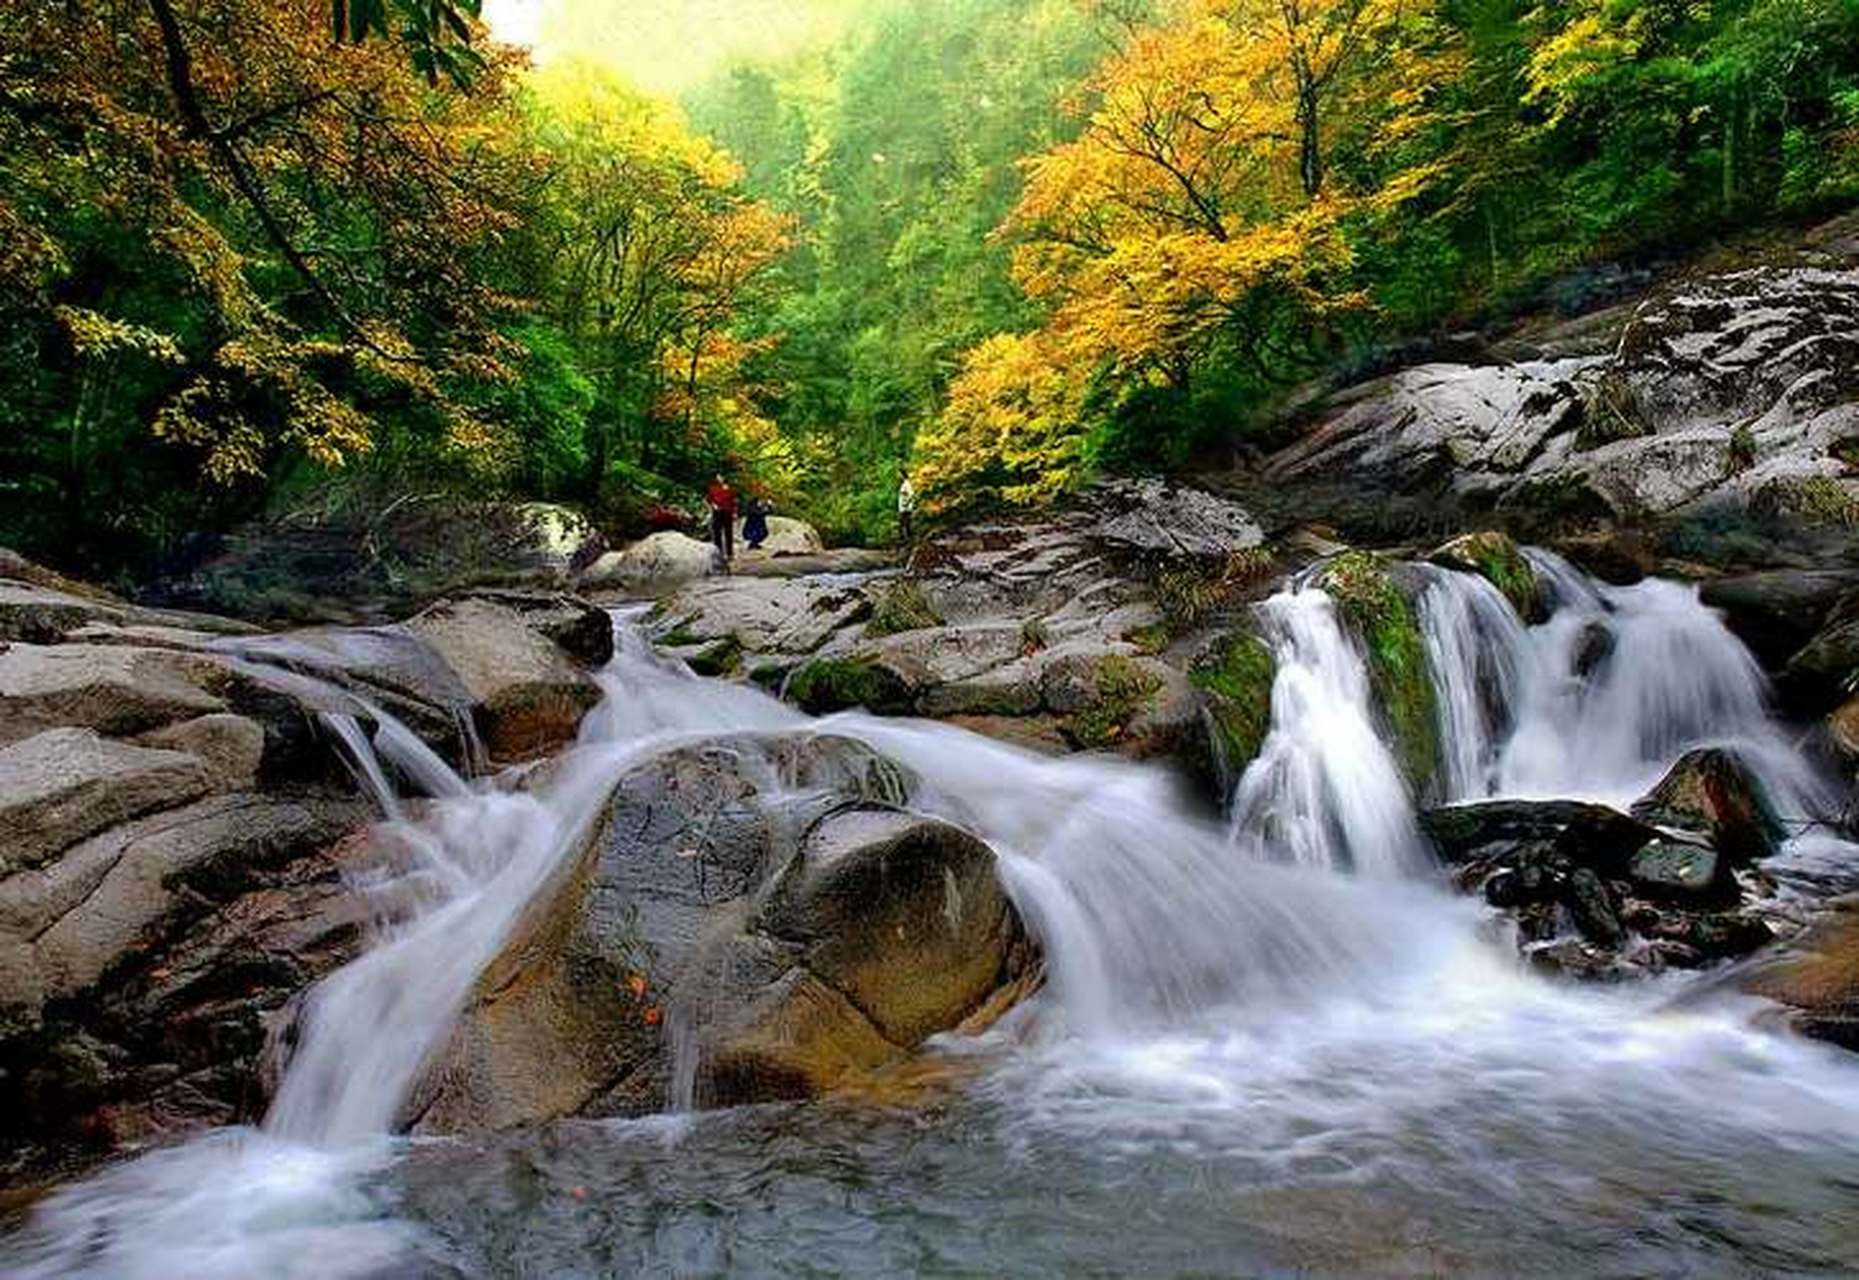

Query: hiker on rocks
left=705, top=474, right=737, bottom=564
left=897, top=473, right=918, bottom=546
left=743, top=492, right=771, bottom=551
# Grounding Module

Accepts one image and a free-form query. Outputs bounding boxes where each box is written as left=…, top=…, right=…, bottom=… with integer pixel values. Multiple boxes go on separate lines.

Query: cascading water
left=1224, top=588, right=1429, bottom=876
left=10, top=560, right=1859, bottom=1278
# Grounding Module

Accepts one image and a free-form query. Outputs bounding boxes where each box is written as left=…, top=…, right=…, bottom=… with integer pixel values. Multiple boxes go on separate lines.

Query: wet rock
left=1627, top=838, right=1724, bottom=899
left=1528, top=938, right=1641, bottom=983
left=406, top=597, right=601, bottom=763
left=1318, top=552, right=1439, bottom=792
left=581, top=533, right=721, bottom=595
left=1564, top=866, right=1625, bottom=947
left=749, top=806, right=1023, bottom=1052
left=407, top=733, right=1031, bottom=1131
left=1428, top=531, right=1544, bottom=620
left=1699, top=570, right=1859, bottom=672
left=1828, top=697, right=1859, bottom=760
left=1, top=796, right=371, bottom=1167
left=1741, top=906, right=1859, bottom=1049
left=1782, top=589, right=1859, bottom=711
left=0, top=729, right=213, bottom=874
left=786, top=656, right=918, bottom=715
left=1629, top=747, right=1783, bottom=864
left=1423, top=799, right=1660, bottom=870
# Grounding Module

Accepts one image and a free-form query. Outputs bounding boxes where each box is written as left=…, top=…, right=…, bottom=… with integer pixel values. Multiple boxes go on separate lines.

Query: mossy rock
left=786, top=657, right=915, bottom=716
left=687, top=635, right=743, bottom=678
left=864, top=577, right=943, bottom=639
left=1189, top=629, right=1276, bottom=795
left=1318, top=551, right=1439, bottom=793
left=1064, top=654, right=1163, bottom=749
left=1429, top=531, right=1544, bottom=621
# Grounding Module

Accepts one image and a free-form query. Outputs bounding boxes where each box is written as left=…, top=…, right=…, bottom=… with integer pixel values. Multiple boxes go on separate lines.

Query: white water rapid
left=8, top=558, right=1859, bottom=1278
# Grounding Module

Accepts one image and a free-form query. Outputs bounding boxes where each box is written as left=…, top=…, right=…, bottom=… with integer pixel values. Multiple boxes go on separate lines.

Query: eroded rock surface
left=407, top=733, right=1034, bottom=1132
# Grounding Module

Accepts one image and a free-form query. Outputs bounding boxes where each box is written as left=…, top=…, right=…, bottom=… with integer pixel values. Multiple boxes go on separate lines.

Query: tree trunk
left=1299, top=83, right=1323, bottom=199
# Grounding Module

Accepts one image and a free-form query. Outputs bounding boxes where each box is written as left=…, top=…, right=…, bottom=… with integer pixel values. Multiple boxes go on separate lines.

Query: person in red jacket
left=704, top=474, right=738, bottom=565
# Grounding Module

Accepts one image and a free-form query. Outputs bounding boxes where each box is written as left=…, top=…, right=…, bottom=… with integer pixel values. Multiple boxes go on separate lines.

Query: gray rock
left=582, top=533, right=722, bottom=594
left=1262, top=262, right=1859, bottom=531
left=0, top=643, right=226, bottom=748
left=405, top=597, right=600, bottom=763
left=136, top=714, right=265, bottom=791
left=0, top=728, right=212, bottom=874
left=1085, top=478, right=1265, bottom=559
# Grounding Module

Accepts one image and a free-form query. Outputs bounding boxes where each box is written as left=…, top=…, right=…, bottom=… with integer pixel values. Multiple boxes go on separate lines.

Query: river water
left=8, top=563, right=1859, bottom=1279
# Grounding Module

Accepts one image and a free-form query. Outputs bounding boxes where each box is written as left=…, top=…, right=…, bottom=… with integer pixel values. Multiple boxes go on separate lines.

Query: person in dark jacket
left=742, top=493, right=771, bottom=550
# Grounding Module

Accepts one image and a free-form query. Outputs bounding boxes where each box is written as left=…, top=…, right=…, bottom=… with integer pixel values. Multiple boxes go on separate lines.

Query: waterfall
left=1415, top=549, right=1840, bottom=820
left=9, top=558, right=1859, bottom=1279
left=1225, top=589, right=1430, bottom=876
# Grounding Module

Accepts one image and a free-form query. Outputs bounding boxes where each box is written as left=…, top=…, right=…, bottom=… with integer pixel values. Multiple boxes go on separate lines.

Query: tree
left=517, top=64, right=792, bottom=496
left=0, top=0, right=543, bottom=573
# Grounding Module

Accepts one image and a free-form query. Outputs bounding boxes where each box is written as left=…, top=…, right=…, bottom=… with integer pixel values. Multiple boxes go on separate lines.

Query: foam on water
left=8, top=563, right=1859, bottom=1277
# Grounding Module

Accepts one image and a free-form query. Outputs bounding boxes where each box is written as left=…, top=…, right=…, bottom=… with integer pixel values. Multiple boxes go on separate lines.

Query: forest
left=3, top=0, right=1858, bottom=584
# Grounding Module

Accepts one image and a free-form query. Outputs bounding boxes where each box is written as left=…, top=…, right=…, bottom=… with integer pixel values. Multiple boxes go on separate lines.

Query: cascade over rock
left=0, top=550, right=616, bottom=1179
left=405, top=733, right=1034, bottom=1131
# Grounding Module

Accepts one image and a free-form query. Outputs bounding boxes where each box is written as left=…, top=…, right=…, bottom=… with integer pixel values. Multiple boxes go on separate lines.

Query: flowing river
left=8, top=559, right=1859, bottom=1279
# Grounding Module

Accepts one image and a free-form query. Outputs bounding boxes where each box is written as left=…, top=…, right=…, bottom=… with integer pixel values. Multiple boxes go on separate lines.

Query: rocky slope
left=0, top=560, right=611, bottom=1183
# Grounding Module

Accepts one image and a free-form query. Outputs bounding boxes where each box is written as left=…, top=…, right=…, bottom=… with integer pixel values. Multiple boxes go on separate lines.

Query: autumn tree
left=517, top=64, right=792, bottom=497
left=0, top=0, right=540, bottom=571
left=911, top=0, right=1444, bottom=510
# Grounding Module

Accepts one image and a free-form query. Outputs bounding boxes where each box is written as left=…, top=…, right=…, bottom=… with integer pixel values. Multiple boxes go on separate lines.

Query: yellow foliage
left=917, top=0, right=1445, bottom=510
left=912, top=331, right=1088, bottom=511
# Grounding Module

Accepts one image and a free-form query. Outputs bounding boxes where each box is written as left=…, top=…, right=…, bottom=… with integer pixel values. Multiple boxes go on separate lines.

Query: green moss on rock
left=1065, top=655, right=1163, bottom=749
left=864, top=577, right=943, bottom=638
left=786, top=657, right=915, bottom=716
left=1189, top=629, right=1276, bottom=790
left=1320, top=551, right=1439, bottom=792
left=1429, top=531, right=1541, bottom=620
left=687, top=636, right=743, bottom=677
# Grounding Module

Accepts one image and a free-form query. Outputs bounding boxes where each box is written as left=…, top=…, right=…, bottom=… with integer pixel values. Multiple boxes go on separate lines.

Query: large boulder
left=741, top=515, right=824, bottom=557
left=700, top=806, right=1027, bottom=1101
left=582, top=532, right=722, bottom=595
left=1, top=795, right=372, bottom=1167
left=405, top=734, right=1033, bottom=1132
left=1629, top=747, right=1783, bottom=864
left=405, top=597, right=601, bottom=763
left=1259, top=260, right=1859, bottom=546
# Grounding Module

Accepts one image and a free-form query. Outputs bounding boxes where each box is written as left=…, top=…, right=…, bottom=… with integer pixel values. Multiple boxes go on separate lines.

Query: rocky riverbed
left=8, top=233, right=1859, bottom=1204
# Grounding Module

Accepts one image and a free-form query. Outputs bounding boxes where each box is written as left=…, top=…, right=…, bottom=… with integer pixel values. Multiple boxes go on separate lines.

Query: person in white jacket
left=897, top=474, right=918, bottom=546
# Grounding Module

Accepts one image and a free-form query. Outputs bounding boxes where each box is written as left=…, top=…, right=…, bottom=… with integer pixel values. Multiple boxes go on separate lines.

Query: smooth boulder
left=405, top=734, right=1033, bottom=1132
left=582, top=532, right=722, bottom=594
